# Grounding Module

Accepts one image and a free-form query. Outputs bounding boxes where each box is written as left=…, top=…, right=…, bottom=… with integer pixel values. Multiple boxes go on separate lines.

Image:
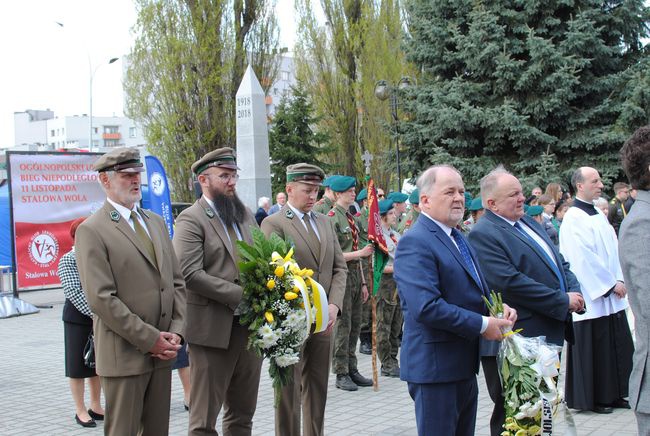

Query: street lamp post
left=374, top=77, right=413, bottom=192
left=55, top=22, right=118, bottom=152
left=89, top=57, right=119, bottom=151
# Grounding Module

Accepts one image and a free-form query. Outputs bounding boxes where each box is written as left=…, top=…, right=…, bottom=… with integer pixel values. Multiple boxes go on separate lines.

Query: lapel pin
left=285, top=209, right=294, bottom=219
left=110, top=210, right=120, bottom=222
left=205, top=207, right=215, bottom=218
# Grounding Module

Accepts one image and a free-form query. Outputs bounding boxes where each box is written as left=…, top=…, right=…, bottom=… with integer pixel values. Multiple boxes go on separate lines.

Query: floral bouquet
left=483, top=291, right=563, bottom=436
left=237, top=229, right=329, bottom=403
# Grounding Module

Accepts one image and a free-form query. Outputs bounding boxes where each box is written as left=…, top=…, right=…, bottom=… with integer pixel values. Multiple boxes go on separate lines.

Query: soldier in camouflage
left=387, top=192, right=408, bottom=229
left=377, top=199, right=403, bottom=377
left=355, top=188, right=373, bottom=355
left=313, top=175, right=339, bottom=214
left=397, top=189, right=420, bottom=234
left=327, top=177, right=374, bottom=391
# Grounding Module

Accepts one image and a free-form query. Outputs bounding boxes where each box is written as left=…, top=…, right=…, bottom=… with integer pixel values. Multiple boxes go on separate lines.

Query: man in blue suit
left=394, top=165, right=516, bottom=436
left=468, top=167, right=584, bottom=435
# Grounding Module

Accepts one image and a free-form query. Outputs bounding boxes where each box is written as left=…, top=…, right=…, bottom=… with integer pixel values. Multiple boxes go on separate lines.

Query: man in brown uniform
left=261, top=163, right=347, bottom=436
left=173, top=148, right=262, bottom=436
left=75, top=147, right=186, bottom=436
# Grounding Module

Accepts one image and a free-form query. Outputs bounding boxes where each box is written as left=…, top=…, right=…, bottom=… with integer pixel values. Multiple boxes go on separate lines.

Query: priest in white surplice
left=559, top=166, right=634, bottom=414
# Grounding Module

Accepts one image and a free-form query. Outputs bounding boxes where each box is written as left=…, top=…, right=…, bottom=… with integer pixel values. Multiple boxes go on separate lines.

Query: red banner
left=367, top=179, right=388, bottom=255
left=8, top=152, right=104, bottom=289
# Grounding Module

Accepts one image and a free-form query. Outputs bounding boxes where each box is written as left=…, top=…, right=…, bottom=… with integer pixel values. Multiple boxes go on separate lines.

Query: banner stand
left=0, top=295, right=39, bottom=319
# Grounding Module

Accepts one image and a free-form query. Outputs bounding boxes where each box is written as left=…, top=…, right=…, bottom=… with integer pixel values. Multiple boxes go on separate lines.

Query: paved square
left=0, top=289, right=637, bottom=435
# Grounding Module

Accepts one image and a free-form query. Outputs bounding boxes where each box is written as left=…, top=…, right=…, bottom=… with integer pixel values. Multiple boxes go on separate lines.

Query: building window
left=50, top=130, right=55, bottom=137
left=129, top=127, right=137, bottom=138
left=273, top=87, right=278, bottom=95
left=62, top=128, right=65, bottom=135
left=94, top=127, right=98, bottom=134
left=281, top=71, right=290, bottom=81
left=104, top=139, right=120, bottom=147
left=104, top=126, right=119, bottom=134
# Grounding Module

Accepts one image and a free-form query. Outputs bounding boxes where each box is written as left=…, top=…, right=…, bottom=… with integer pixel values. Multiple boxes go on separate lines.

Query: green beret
left=330, top=176, right=356, bottom=192
left=322, top=175, right=341, bottom=188
left=286, top=163, right=325, bottom=185
left=379, top=199, right=394, bottom=215
left=192, top=147, right=238, bottom=175
left=387, top=192, right=408, bottom=203
left=356, top=188, right=367, bottom=201
left=526, top=205, right=543, bottom=217
left=464, top=192, right=473, bottom=208
left=408, top=189, right=419, bottom=205
left=93, top=147, right=144, bottom=173
left=468, top=198, right=484, bottom=211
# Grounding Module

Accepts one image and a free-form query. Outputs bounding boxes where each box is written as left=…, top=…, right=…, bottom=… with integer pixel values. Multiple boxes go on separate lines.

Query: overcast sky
left=0, top=0, right=298, bottom=148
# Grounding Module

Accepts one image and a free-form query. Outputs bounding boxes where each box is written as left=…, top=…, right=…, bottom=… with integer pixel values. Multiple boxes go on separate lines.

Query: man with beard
left=75, top=147, right=186, bottom=436
left=173, top=148, right=262, bottom=436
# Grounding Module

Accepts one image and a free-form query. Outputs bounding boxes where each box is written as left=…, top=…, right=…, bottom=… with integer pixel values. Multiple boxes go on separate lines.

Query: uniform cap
left=322, top=175, right=341, bottom=188
left=526, top=205, right=544, bottom=217
left=93, top=147, right=144, bottom=173
left=286, top=163, right=325, bottom=185
left=387, top=192, right=408, bottom=203
left=379, top=199, right=395, bottom=215
left=192, top=147, right=239, bottom=175
left=356, top=188, right=368, bottom=201
left=464, top=192, right=473, bottom=209
left=468, top=198, right=484, bottom=211
left=408, top=189, right=419, bottom=205
left=330, top=176, right=356, bottom=192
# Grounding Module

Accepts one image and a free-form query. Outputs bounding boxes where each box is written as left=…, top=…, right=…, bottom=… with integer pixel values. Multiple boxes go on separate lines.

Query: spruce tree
left=400, top=0, right=649, bottom=191
left=268, top=85, right=331, bottom=196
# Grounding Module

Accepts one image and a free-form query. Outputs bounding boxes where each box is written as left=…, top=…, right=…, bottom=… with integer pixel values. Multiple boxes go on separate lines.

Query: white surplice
left=559, top=200, right=627, bottom=322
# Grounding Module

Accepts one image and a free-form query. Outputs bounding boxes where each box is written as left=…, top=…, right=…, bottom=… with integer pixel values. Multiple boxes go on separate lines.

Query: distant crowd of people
left=58, top=124, right=650, bottom=436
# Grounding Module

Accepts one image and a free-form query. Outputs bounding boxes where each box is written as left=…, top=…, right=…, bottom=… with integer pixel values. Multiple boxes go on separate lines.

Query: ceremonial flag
left=367, top=178, right=389, bottom=295
left=145, top=155, right=174, bottom=238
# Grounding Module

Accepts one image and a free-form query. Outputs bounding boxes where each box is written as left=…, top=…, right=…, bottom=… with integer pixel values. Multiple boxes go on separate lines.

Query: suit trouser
left=101, top=366, right=172, bottom=436
left=332, top=263, right=362, bottom=374
left=636, top=412, right=650, bottom=435
left=276, top=331, right=332, bottom=436
left=481, top=356, right=505, bottom=436
left=407, top=377, right=478, bottom=436
left=188, top=321, right=262, bottom=436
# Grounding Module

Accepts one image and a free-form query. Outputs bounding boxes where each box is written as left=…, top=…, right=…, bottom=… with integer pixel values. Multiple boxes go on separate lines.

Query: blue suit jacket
left=468, top=211, right=580, bottom=348
left=394, top=214, right=489, bottom=384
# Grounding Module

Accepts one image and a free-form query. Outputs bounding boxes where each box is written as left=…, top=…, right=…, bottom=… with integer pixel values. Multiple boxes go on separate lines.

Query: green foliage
left=268, top=84, right=331, bottom=196
left=125, top=0, right=280, bottom=202
left=400, top=0, right=650, bottom=192
left=296, top=0, right=416, bottom=188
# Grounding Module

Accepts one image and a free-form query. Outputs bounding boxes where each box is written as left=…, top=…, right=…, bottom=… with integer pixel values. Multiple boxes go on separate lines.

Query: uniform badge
left=110, top=210, right=120, bottom=222
left=327, top=210, right=335, bottom=217
left=285, top=209, right=294, bottom=219
left=205, top=207, right=215, bottom=218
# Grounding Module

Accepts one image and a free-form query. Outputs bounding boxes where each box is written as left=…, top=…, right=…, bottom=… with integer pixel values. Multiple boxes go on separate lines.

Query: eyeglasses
left=378, top=194, right=385, bottom=198
left=205, top=173, right=239, bottom=183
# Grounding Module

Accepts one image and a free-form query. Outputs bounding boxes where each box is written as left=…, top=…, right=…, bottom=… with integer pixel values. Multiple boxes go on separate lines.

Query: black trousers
left=481, top=356, right=504, bottom=436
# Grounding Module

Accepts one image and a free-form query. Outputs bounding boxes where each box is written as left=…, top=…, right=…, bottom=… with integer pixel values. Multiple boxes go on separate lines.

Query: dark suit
left=261, top=204, right=347, bottom=436
left=76, top=202, right=186, bottom=436
left=393, top=214, right=489, bottom=436
left=255, top=207, right=268, bottom=225
left=468, top=210, right=580, bottom=436
left=173, top=197, right=262, bottom=436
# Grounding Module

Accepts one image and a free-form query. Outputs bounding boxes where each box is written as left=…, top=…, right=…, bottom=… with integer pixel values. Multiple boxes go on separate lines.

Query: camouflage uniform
left=313, top=195, right=334, bottom=215
left=397, top=207, right=420, bottom=234
left=329, top=204, right=364, bottom=376
left=377, top=226, right=402, bottom=375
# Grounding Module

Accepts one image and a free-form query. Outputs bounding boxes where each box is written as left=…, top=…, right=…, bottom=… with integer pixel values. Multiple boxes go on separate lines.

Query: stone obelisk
left=236, top=64, right=272, bottom=212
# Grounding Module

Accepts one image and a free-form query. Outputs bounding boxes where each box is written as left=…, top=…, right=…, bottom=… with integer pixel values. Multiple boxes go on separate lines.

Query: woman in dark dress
left=58, top=217, right=104, bottom=428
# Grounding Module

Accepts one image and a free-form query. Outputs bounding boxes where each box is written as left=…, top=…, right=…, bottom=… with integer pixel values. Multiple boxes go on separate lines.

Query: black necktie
left=513, top=221, right=566, bottom=292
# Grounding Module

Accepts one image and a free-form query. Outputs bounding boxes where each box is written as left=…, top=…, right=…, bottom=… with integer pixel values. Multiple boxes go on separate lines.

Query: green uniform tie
left=131, top=211, right=157, bottom=265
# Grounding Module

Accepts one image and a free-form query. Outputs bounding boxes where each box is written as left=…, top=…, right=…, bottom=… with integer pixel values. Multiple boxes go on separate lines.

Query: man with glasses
left=173, top=147, right=262, bottom=435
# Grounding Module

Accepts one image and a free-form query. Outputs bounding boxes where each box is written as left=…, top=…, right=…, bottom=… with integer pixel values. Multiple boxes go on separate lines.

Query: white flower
left=258, top=324, right=274, bottom=337
left=274, top=353, right=300, bottom=367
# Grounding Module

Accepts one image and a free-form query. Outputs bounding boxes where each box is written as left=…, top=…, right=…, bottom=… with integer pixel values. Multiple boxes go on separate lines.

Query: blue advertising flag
left=145, top=155, right=174, bottom=238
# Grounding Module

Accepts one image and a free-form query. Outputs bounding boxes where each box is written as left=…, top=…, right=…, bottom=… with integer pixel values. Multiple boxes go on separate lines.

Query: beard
left=210, top=189, right=247, bottom=227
